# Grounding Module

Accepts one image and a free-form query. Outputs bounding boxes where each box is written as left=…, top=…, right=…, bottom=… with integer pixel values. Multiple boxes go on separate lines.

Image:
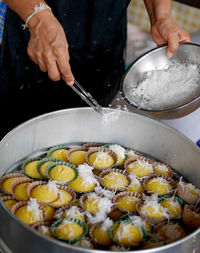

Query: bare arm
left=144, top=0, right=191, bottom=57
left=3, top=0, right=74, bottom=85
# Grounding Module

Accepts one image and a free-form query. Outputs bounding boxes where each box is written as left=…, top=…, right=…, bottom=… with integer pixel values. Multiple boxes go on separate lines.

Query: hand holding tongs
left=63, top=78, right=103, bottom=115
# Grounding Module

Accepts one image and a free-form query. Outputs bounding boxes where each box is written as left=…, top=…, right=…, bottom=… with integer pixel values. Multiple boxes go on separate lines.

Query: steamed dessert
left=1, top=142, right=199, bottom=251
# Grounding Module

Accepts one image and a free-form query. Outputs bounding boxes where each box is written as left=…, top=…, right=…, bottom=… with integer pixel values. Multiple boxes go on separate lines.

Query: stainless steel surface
left=0, top=108, right=200, bottom=253
left=121, top=42, right=200, bottom=119
left=71, top=79, right=103, bottom=114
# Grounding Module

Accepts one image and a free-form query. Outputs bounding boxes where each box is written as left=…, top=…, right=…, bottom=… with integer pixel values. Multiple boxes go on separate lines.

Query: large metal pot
left=0, top=108, right=200, bottom=253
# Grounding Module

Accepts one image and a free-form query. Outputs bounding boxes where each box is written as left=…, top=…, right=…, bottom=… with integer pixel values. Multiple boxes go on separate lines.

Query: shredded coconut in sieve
left=127, top=62, right=200, bottom=110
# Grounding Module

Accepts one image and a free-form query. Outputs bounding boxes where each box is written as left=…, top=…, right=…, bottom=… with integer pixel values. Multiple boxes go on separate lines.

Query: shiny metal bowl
left=0, top=108, right=200, bottom=253
left=121, top=42, right=200, bottom=119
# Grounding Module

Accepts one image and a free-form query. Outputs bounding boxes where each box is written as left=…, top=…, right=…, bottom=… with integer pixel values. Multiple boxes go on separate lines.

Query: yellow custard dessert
left=116, top=195, right=140, bottom=213
left=1, top=177, right=19, bottom=194
left=126, top=176, right=144, bottom=193
left=24, top=161, right=41, bottom=179
left=160, top=198, right=182, bottom=219
left=83, top=196, right=99, bottom=214
left=15, top=205, right=43, bottom=225
left=88, top=152, right=115, bottom=169
left=184, top=185, right=199, bottom=197
left=154, top=164, right=171, bottom=177
left=54, top=220, right=85, bottom=240
left=140, top=203, right=167, bottom=219
left=112, top=222, right=143, bottom=247
left=101, top=172, right=128, bottom=190
left=70, top=176, right=96, bottom=193
left=49, top=149, right=68, bottom=162
left=109, top=144, right=126, bottom=166
left=4, top=199, right=17, bottom=209
left=30, top=185, right=58, bottom=203
left=38, top=161, right=53, bottom=179
left=126, top=160, right=153, bottom=178
left=48, top=165, right=76, bottom=183
left=13, top=182, right=30, bottom=200
left=145, top=178, right=172, bottom=195
left=68, top=151, right=87, bottom=165
left=50, top=189, right=73, bottom=208
left=44, top=206, right=55, bottom=221
left=92, top=226, right=113, bottom=246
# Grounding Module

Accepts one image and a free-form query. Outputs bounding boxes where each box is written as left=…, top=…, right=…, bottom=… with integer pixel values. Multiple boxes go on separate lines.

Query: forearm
left=144, top=0, right=172, bottom=24
left=3, top=0, right=51, bottom=27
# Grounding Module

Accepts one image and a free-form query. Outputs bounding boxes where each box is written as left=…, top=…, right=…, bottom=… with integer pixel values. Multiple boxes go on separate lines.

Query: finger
left=178, top=32, right=192, bottom=44
left=46, top=57, right=61, bottom=81
left=166, top=33, right=179, bottom=58
left=151, top=26, right=167, bottom=46
left=35, top=53, right=48, bottom=72
left=56, top=49, right=74, bottom=86
left=27, top=45, right=39, bottom=65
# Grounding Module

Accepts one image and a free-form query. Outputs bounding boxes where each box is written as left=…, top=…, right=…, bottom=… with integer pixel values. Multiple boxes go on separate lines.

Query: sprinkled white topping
left=94, top=186, right=115, bottom=200
left=86, top=194, right=113, bottom=224
left=178, top=177, right=199, bottom=193
left=155, top=164, right=169, bottom=172
left=127, top=150, right=140, bottom=158
left=74, top=238, right=92, bottom=248
left=65, top=206, right=83, bottom=218
left=126, top=62, right=200, bottom=110
left=101, top=217, right=113, bottom=231
left=27, top=198, right=43, bottom=221
left=78, top=163, right=98, bottom=186
left=93, top=152, right=111, bottom=168
left=40, top=225, right=49, bottom=235
left=47, top=180, right=59, bottom=195
left=109, top=144, right=125, bottom=159
left=101, top=107, right=121, bottom=127
left=129, top=174, right=142, bottom=187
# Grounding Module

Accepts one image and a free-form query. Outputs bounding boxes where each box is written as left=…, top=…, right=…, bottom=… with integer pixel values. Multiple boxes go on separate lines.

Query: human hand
left=151, top=16, right=191, bottom=57
left=27, top=10, right=74, bottom=85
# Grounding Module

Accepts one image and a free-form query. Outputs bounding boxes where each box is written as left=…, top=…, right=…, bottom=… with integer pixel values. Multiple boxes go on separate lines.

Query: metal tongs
left=70, top=79, right=103, bottom=115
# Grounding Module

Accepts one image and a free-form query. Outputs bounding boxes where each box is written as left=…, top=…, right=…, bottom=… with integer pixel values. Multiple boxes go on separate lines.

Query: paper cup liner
left=82, top=143, right=101, bottom=149
left=153, top=162, right=173, bottom=178
left=142, top=173, right=176, bottom=195
left=154, top=220, right=186, bottom=243
left=124, top=157, right=155, bottom=176
left=110, top=220, right=146, bottom=247
left=51, top=217, right=88, bottom=243
left=26, top=181, right=59, bottom=205
left=45, top=161, right=78, bottom=184
left=85, top=147, right=118, bottom=170
left=10, top=177, right=34, bottom=200
left=182, top=204, right=200, bottom=229
left=49, top=184, right=77, bottom=208
left=67, top=146, right=88, bottom=165
left=36, top=158, right=60, bottom=180
left=1, top=195, right=17, bottom=202
left=113, top=191, right=142, bottom=212
left=47, top=145, right=70, bottom=159
left=0, top=173, right=26, bottom=193
left=99, top=168, right=131, bottom=192
left=136, top=201, right=168, bottom=225
left=177, top=183, right=199, bottom=205
left=107, top=205, right=124, bottom=222
left=21, top=157, right=43, bottom=180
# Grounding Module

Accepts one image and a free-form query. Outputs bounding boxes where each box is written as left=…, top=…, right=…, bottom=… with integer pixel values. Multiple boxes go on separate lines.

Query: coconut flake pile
left=77, top=163, right=98, bottom=186
left=101, top=107, right=121, bottom=127
left=85, top=193, right=113, bottom=224
left=27, top=198, right=43, bottom=221
left=109, top=144, right=125, bottom=159
left=94, top=185, right=115, bottom=200
left=127, top=62, right=200, bottom=110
